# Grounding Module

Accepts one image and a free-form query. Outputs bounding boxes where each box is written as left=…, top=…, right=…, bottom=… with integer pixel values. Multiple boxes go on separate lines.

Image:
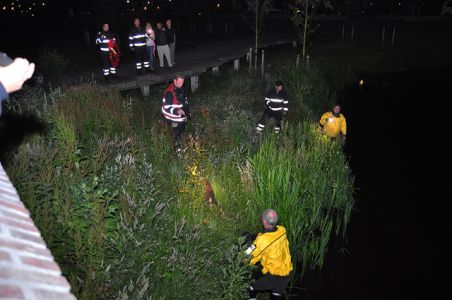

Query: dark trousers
left=249, top=272, right=291, bottom=299
left=257, top=108, right=283, bottom=133
left=134, top=46, right=149, bottom=70
left=166, top=120, right=186, bottom=148
left=100, top=52, right=115, bottom=77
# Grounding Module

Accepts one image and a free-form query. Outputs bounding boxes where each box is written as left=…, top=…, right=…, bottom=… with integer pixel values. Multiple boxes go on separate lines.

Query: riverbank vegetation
left=4, top=57, right=354, bottom=299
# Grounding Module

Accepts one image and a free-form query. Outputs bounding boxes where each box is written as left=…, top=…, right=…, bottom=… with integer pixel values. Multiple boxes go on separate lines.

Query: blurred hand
left=0, top=58, right=35, bottom=94
left=177, top=109, right=185, bottom=116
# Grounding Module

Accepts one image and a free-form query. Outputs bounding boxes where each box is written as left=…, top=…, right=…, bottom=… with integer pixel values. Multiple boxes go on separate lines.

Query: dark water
left=297, top=66, right=450, bottom=299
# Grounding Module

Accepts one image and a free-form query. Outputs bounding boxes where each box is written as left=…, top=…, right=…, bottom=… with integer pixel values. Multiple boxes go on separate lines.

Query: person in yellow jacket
left=245, top=209, right=293, bottom=300
left=319, top=103, right=347, bottom=143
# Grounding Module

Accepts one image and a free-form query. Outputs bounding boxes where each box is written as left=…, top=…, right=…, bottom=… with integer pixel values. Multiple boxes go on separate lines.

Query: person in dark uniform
left=161, top=74, right=190, bottom=154
left=95, top=23, right=117, bottom=79
left=129, top=18, right=149, bottom=74
left=256, top=80, right=289, bottom=134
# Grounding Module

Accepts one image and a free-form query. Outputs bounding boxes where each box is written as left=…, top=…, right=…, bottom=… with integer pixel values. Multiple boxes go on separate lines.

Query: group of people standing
left=95, top=17, right=176, bottom=79
left=129, top=17, right=176, bottom=74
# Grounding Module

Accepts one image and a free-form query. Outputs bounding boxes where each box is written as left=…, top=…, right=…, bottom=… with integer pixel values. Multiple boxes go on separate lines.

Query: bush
left=37, top=47, right=69, bottom=78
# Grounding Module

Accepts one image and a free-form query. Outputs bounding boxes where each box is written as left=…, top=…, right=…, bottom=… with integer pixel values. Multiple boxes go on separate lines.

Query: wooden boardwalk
left=90, top=35, right=295, bottom=92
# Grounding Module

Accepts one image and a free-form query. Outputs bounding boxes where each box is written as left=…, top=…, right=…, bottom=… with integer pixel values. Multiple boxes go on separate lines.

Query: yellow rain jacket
left=319, top=112, right=347, bottom=138
left=249, top=225, right=293, bottom=276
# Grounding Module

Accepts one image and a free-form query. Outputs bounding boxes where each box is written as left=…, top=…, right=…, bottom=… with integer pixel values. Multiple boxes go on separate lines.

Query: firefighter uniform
left=256, top=88, right=289, bottom=134
left=95, top=31, right=116, bottom=78
left=129, top=26, right=149, bottom=73
left=247, top=225, right=293, bottom=299
left=161, top=83, right=189, bottom=151
left=319, top=111, right=347, bottom=139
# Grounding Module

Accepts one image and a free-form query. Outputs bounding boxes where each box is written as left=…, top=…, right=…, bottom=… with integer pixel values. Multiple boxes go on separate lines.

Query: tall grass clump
left=249, top=122, right=354, bottom=276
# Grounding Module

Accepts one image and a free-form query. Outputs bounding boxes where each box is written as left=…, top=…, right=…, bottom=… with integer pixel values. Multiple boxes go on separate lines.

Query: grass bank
left=3, top=59, right=354, bottom=299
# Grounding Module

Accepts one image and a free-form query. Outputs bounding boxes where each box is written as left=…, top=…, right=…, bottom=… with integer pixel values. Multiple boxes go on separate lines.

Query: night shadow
left=0, top=112, right=46, bottom=161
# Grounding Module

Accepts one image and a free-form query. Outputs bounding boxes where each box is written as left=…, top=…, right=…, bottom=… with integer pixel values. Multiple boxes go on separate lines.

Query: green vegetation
left=37, top=47, right=69, bottom=78
left=4, top=59, right=354, bottom=299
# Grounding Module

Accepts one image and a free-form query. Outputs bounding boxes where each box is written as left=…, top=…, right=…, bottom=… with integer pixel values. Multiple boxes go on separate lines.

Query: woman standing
left=145, top=22, right=155, bottom=71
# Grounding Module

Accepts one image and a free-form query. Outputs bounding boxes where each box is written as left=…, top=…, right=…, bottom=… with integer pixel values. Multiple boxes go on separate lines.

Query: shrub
left=37, top=47, right=69, bottom=78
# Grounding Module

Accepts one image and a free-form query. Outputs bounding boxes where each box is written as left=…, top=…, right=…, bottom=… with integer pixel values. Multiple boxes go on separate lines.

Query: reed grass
left=4, top=56, right=355, bottom=299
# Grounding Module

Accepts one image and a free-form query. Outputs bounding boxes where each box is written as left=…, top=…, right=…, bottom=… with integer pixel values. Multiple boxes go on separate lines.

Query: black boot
left=248, top=286, right=257, bottom=300
left=174, top=138, right=182, bottom=156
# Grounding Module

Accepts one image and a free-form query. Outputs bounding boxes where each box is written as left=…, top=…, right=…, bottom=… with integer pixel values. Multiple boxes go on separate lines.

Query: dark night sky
left=0, top=1, right=447, bottom=21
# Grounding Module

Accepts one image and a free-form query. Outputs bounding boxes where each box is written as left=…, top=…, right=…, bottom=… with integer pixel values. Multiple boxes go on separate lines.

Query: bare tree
left=289, top=0, right=326, bottom=59
left=240, top=0, right=272, bottom=53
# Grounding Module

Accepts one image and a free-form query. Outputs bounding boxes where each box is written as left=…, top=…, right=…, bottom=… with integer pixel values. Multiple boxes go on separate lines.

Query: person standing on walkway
left=129, top=18, right=149, bottom=74
left=155, top=22, right=172, bottom=68
left=145, top=22, right=156, bottom=71
left=319, top=103, right=347, bottom=144
left=95, top=22, right=117, bottom=80
left=165, top=19, right=176, bottom=66
left=256, top=80, right=289, bottom=134
left=245, top=209, right=293, bottom=300
left=161, top=74, right=190, bottom=154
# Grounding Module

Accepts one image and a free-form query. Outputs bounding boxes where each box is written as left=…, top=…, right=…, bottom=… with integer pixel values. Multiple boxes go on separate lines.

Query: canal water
left=298, top=66, right=449, bottom=299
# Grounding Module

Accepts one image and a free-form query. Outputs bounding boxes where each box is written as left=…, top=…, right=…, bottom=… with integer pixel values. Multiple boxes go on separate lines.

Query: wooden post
left=234, top=58, right=240, bottom=70
left=305, top=55, right=310, bottom=71
left=350, top=26, right=354, bottom=42
left=254, top=48, right=258, bottom=69
left=296, top=54, right=300, bottom=67
left=208, top=21, right=213, bottom=35
left=261, top=50, right=265, bottom=76
left=84, top=30, right=90, bottom=47
left=249, top=48, right=252, bottom=70
left=141, top=85, right=150, bottom=96
left=381, top=26, right=386, bottom=44
left=190, top=76, right=199, bottom=92
left=391, top=27, right=396, bottom=46
left=292, top=41, right=297, bottom=48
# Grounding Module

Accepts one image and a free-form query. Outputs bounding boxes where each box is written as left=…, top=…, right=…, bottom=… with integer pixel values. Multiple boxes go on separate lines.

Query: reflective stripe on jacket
left=129, top=27, right=147, bottom=48
left=264, top=88, right=289, bottom=112
left=250, top=225, right=293, bottom=276
left=161, top=83, right=188, bottom=123
left=96, top=31, right=115, bottom=52
left=319, top=112, right=347, bottom=138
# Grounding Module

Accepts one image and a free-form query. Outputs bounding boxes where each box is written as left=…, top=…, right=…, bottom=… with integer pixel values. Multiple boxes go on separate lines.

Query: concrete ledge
left=0, top=163, right=76, bottom=300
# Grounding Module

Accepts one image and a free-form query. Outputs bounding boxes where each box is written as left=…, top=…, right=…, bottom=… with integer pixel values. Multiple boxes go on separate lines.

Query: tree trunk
left=302, top=0, right=309, bottom=59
